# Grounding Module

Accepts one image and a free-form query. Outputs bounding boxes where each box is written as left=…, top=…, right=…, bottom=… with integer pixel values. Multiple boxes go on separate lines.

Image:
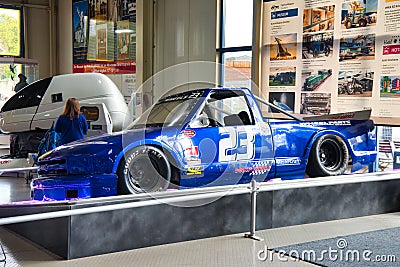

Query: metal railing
left=0, top=187, right=250, bottom=226
left=0, top=171, right=400, bottom=242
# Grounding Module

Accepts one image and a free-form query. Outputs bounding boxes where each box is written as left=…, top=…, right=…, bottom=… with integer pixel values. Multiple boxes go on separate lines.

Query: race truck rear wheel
left=117, top=146, right=171, bottom=194
left=306, top=135, right=349, bottom=177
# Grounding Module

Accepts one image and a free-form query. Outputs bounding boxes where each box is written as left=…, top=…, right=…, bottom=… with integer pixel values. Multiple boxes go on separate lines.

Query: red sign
left=73, top=60, right=136, bottom=74
left=383, top=45, right=400, bottom=55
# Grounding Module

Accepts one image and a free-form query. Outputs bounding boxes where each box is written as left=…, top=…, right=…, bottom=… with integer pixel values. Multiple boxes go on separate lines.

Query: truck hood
left=38, top=126, right=178, bottom=161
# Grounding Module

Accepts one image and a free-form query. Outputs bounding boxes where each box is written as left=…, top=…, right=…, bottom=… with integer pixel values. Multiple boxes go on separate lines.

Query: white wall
left=18, top=0, right=218, bottom=105
left=26, top=5, right=51, bottom=78
left=57, top=0, right=73, bottom=74
left=153, top=0, right=217, bottom=101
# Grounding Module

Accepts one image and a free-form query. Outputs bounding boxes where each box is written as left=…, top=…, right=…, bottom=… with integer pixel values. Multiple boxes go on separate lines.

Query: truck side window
left=207, top=90, right=255, bottom=127
left=1, top=77, right=52, bottom=112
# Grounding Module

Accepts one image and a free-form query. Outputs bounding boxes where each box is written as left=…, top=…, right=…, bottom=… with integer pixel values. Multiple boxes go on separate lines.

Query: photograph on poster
left=96, top=23, right=107, bottom=60
left=341, top=0, right=378, bottom=29
left=300, top=93, right=331, bottom=115
left=261, top=0, right=400, bottom=121
left=74, top=0, right=137, bottom=74
left=128, top=1, right=136, bottom=16
left=301, top=69, right=332, bottom=92
left=338, top=69, right=374, bottom=97
left=269, top=33, right=297, bottom=60
left=88, top=0, right=95, bottom=18
left=117, top=20, right=132, bottom=60
left=73, top=0, right=88, bottom=48
left=303, top=5, right=335, bottom=33
left=302, top=32, right=333, bottom=59
left=108, top=0, right=119, bottom=22
left=380, top=76, right=400, bottom=98
left=339, top=34, right=375, bottom=61
left=268, top=92, right=295, bottom=113
left=269, top=66, right=296, bottom=87
left=88, top=0, right=108, bottom=20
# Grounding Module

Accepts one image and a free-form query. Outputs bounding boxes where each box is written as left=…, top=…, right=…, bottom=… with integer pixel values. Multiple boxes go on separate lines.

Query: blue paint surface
left=31, top=88, right=377, bottom=200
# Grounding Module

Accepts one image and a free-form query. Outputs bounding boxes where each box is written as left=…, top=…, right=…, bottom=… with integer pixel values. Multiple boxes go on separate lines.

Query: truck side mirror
left=189, top=114, right=210, bottom=128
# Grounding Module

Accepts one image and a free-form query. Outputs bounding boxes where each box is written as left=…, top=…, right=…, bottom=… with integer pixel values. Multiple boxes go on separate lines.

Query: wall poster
left=72, top=0, right=136, bottom=74
left=262, top=0, right=400, bottom=123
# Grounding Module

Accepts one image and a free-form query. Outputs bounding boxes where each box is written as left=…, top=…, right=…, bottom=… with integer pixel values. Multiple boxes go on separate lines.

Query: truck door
left=179, top=90, right=273, bottom=188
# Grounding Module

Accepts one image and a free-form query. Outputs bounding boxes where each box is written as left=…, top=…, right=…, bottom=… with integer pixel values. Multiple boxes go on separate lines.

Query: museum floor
left=1, top=175, right=400, bottom=266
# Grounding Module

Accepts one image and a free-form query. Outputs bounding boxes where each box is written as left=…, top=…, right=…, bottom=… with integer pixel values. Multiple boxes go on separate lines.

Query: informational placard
left=72, top=0, right=136, bottom=74
left=262, top=0, right=400, bottom=124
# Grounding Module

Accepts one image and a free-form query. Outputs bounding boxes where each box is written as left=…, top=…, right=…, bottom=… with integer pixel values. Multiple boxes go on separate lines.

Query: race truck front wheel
left=117, top=146, right=171, bottom=194
left=306, top=135, right=349, bottom=177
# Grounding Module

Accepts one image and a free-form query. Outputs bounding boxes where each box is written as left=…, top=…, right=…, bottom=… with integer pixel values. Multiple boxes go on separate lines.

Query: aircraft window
left=51, top=93, right=63, bottom=103
left=81, top=106, right=99, bottom=121
left=1, top=77, right=52, bottom=112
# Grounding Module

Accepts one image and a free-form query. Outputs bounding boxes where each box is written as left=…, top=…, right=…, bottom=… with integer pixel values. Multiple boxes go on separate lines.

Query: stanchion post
left=0, top=240, right=5, bottom=262
left=244, top=179, right=263, bottom=241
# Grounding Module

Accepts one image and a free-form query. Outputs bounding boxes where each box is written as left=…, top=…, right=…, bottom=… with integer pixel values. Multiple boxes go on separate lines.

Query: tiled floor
left=1, top=175, right=400, bottom=266
left=0, top=174, right=31, bottom=204
left=1, top=213, right=400, bottom=266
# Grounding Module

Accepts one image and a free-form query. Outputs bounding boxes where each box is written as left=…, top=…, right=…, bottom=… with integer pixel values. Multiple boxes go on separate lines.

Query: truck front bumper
left=30, top=174, right=117, bottom=201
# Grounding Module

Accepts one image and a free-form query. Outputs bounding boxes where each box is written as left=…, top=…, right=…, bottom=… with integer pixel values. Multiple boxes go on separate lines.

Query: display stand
left=244, top=180, right=263, bottom=241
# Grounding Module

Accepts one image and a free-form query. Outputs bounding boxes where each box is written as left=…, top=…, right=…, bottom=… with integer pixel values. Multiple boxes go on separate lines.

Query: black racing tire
left=306, top=135, right=349, bottom=177
left=345, top=20, right=352, bottom=29
left=117, top=146, right=171, bottom=194
left=359, top=19, right=367, bottom=27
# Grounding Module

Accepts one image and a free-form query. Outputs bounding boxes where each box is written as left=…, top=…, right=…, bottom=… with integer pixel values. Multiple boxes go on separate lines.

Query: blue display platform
left=0, top=172, right=400, bottom=259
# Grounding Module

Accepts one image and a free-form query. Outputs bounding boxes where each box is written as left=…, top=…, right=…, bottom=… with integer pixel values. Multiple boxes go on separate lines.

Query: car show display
left=3, top=1, right=400, bottom=266
left=31, top=88, right=377, bottom=201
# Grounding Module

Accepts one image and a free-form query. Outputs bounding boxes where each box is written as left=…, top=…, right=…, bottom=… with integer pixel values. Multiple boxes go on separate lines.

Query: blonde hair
left=61, top=98, right=81, bottom=120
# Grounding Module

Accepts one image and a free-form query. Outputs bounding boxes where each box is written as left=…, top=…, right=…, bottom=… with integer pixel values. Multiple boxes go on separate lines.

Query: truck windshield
left=129, top=92, right=204, bottom=128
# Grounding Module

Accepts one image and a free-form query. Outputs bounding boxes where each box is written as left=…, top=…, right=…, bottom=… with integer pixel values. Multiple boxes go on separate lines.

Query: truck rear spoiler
left=254, top=96, right=303, bottom=121
left=302, top=109, right=371, bottom=121
left=254, top=96, right=371, bottom=121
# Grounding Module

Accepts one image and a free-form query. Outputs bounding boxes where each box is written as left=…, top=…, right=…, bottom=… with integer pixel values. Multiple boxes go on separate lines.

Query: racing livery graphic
left=31, top=88, right=377, bottom=200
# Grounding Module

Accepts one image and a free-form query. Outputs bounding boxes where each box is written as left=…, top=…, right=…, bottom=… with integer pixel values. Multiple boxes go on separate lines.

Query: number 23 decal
left=218, top=127, right=255, bottom=162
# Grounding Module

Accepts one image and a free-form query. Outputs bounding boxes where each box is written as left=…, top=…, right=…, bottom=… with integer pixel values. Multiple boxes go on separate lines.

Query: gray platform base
left=1, top=178, right=400, bottom=259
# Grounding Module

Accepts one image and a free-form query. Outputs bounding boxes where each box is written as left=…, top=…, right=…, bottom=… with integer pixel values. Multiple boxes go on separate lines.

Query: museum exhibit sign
left=72, top=0, right=136, bottom=74
left=261, top=0, right=400, bottom=125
